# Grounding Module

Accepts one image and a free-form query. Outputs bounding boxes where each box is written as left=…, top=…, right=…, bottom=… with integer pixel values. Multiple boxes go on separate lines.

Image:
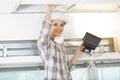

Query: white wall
left=0, top=13, right=120, bottom=44
left=64, top=13, right=120, bottom=39
left=0, top=14, right=42, bottom=40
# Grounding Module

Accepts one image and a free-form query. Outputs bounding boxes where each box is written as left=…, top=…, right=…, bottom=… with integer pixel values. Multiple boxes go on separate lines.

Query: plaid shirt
left=37, top=20, right=74, bottom=80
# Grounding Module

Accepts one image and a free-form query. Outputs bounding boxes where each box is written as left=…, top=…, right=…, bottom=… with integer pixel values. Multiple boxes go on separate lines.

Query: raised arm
left=37, top=4, right=59, bottom=47
left=44, top=4, right=59, bottom=21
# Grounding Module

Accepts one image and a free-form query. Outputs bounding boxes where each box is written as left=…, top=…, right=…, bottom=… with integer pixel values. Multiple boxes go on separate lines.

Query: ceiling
left=0, top=0, right=120, bottom=14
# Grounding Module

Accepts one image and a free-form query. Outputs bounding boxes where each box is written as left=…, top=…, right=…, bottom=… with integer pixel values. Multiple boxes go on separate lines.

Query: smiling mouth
left=56, top=30, right=62, bottom=33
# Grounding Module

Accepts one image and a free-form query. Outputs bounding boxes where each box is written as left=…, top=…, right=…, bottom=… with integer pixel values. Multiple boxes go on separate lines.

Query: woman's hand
left=76, top=44, right=84, bottom=54
left=48, top=4, right=59, bottom=10
left=44, top=4, right=59, bottom=21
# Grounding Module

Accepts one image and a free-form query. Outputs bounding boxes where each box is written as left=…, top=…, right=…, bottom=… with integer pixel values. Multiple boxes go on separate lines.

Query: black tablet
left=82, top=32, right=101, bottom=53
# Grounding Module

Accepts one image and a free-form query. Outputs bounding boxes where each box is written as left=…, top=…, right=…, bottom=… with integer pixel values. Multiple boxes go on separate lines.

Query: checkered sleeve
left=37, top=20, right=51, bottom=48
left=67, top=60, right=76, bottom=72
left=37, top=20, right=51, bottom=64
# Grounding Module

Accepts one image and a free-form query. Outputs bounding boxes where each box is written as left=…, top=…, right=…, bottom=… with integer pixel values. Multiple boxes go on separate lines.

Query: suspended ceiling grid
left=0, top=0, right=120, bottom=14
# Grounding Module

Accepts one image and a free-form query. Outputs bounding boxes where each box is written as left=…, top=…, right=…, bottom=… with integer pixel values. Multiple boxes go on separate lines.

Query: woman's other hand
left=76, top=44, right=84, bottom=54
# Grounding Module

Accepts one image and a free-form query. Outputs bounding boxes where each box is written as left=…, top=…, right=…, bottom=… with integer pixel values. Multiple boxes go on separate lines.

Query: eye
left=60, top=24, right=64, bottom=27
left=52, top=23, right=58, bottom=26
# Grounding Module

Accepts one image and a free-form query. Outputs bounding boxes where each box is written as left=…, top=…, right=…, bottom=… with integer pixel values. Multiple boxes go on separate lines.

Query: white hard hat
left=51, top=11, right=68, bottom=23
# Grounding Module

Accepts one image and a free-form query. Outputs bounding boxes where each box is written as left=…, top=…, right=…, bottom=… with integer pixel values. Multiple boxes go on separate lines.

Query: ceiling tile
left=0, top=0, right=21, bottom=13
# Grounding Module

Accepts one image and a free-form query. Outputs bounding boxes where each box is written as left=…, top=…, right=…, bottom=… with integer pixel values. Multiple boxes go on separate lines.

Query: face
left=50, top=20, right=65, bottom=37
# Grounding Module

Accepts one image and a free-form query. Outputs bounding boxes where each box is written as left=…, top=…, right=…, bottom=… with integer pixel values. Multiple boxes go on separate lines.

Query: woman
left=37, top=4, right=84, bottom=80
